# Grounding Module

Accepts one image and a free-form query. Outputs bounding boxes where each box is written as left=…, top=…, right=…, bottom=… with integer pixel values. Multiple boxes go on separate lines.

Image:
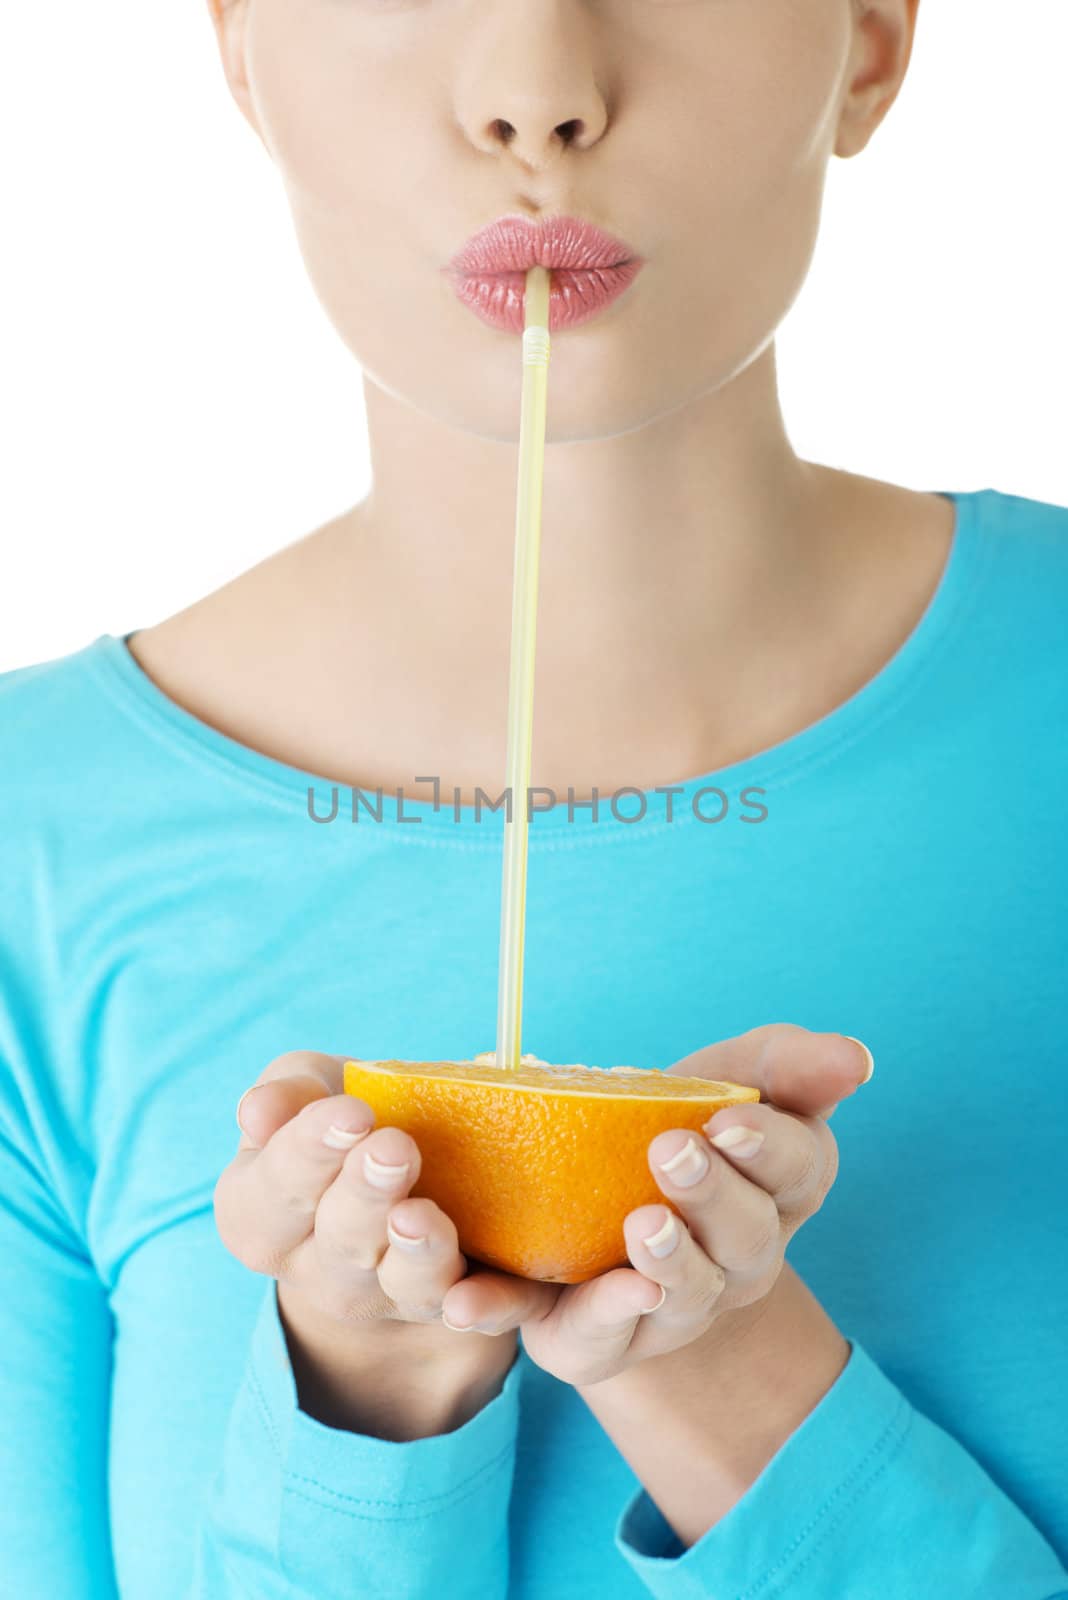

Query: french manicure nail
left=364, top=1152, right=410, bottom=1190
left=386, top=1218, right=429, bottom=1252
left=709, top=1125, right=765, bottom=1160
left=642, top=1211, right=679, bottom=1259
left=655, top=1136, right=709, bottom=1188
left=841, top=1036, right=875, bottom=1084
left=235, top=1087, right=255, bottom=1134
left=323, top=1123, right=370, bottom=1151
left=638, top=1284, right=667, bottom=1316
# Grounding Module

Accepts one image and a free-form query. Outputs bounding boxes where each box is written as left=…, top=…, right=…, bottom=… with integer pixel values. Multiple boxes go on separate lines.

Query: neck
left=330, top=344, right=849, bottom=792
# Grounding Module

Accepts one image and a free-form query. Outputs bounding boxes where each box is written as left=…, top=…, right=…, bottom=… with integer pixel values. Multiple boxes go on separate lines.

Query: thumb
left=441, top=1268, right=561, bottom=1334
left=235, top=1050, right=346, bottom=1152
left=667, top=1024, right=873, bottom=1121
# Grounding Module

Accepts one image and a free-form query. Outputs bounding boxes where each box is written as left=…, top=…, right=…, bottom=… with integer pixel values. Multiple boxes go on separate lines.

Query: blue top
left=1, top=486, right=1066, bottom=1599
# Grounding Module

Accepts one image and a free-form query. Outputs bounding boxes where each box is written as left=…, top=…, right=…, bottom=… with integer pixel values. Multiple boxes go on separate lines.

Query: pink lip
left=444, top=213, right=645, bottom=334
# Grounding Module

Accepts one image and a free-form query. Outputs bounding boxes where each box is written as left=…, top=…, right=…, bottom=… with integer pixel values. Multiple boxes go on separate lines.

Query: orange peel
left=343, top=1052, right=760, bottom=1283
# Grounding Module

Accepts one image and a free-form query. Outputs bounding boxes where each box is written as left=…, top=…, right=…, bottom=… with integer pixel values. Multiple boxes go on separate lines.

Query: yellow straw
left=495, top=265, right=552, bottom=1071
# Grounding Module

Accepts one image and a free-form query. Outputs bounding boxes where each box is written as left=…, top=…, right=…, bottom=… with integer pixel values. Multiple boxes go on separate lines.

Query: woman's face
left=213, top=0, right=911, bottom=443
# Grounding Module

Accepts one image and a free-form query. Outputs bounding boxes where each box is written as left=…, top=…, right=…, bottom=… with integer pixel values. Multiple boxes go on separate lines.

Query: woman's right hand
left=213, top=1050, right=551, bottom=1350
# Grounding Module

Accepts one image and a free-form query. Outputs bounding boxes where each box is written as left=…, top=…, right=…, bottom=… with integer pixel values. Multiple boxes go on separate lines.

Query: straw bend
left=522, top=326, right=551, bottom=368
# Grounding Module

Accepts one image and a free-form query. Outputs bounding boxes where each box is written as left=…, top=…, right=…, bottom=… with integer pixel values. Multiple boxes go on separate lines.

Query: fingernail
left=708, top=1124, right=765, bottom=1160
left=841, top=1036, right=875, bottom=1084
left=323, top=1123, right=370, bottom=1151
left=235, top=1087, right=256, bottom=1134
left=641, top=1211, right=679, bottom=1259
left=386, top=1218, right=429, bottom=1252
left=638, top=1284, right=667, bottom=1317
left=655, top=1136, right=709, bottom=1188
left=441, top=1311, right=477, bottom=1332
left=364, top=1152, right=410, bottom=1189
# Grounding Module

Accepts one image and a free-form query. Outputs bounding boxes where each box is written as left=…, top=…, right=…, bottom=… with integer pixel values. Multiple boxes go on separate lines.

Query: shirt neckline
left=84, top=489, right=991, bottom=849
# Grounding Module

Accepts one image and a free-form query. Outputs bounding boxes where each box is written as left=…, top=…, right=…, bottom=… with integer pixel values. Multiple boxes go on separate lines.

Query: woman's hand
left=493, top=1024, right=870, bottom=1387
left=213, top=1050, right=557, bottom=1349
left=213, top=1027, right=871, bottom=1395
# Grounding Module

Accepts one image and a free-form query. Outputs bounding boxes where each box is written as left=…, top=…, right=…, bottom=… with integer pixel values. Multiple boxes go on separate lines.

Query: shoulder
left=970, top=485, right=1068, bottom=554
left=0, top=635, right=103, bottom=747
left=0, top=636, right=136, bottom=831
left=959, top=486, right=1068, bottom=620
left=0, top=631, right=111, bottom=723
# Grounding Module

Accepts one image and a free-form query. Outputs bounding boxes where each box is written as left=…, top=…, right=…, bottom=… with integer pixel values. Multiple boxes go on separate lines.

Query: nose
left=455, top=6, right=609, bottom=171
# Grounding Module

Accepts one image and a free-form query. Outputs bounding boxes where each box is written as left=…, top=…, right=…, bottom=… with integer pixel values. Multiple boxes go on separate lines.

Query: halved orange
left=343, top=1051, right=760, bottom=1283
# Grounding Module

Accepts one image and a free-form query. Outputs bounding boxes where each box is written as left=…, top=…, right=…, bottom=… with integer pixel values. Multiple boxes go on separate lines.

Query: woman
left=1, top=1, right=1065, bottom=1596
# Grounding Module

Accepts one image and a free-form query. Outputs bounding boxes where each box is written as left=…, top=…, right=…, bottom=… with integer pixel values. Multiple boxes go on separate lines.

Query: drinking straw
left=495, top=265, right=552, bottom=1071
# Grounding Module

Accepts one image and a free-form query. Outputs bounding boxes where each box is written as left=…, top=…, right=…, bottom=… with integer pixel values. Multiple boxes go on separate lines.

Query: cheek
left=243, top=3, right=389, bottom=206
left=641, top=10, right=850, bottom=335
left=669, top=6, right=849, bottom=223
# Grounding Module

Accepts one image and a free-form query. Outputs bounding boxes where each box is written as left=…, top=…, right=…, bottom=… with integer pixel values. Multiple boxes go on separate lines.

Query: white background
left=1, top=2, right=1065, bottom=673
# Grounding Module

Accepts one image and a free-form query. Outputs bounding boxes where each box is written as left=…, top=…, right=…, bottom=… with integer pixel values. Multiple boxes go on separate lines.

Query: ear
left=205, top=0, right=262, bottom=144
left=834, top=0, right=922, bottom=159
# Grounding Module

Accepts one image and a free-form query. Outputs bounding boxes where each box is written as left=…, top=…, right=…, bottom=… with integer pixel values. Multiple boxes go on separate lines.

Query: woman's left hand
left=511, top=1023, right=872, bottom=1386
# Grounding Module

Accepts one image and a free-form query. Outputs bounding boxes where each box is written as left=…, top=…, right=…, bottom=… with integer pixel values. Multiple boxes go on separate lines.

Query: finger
left=438, top=1266, right=559, bottom=1335
left=698, top=1102, right=838, bottom=1221
left=373, top=1196, right=473, bottom=1324
left=526, top=1267, right=666, bottom=1379
left=667, top=1024, right=873, bottom=1121
left=646, top=1129, right=783, bottom=1283
left=215, top=1086, right=375, bottom=1273
left=623, top=1203, right=728, bottom=1314
left=312, top=1125, right=425, bottom=1279
left=235, top=1051, right=347, bottom=1151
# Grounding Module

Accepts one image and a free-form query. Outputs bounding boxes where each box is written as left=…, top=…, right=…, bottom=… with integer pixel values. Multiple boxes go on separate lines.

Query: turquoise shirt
left=1, top=486, right=1066, bottom=1599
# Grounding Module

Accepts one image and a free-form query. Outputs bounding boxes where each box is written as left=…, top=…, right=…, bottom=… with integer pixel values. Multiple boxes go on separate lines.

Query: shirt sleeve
left=0, top=1110, right=121, bottom=1599
left=191, top=1278, right=523, bottom=1599
left=0, top=1063, right=522, bottom=1600
left=612, top=1339, right=1068, bottom=1600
